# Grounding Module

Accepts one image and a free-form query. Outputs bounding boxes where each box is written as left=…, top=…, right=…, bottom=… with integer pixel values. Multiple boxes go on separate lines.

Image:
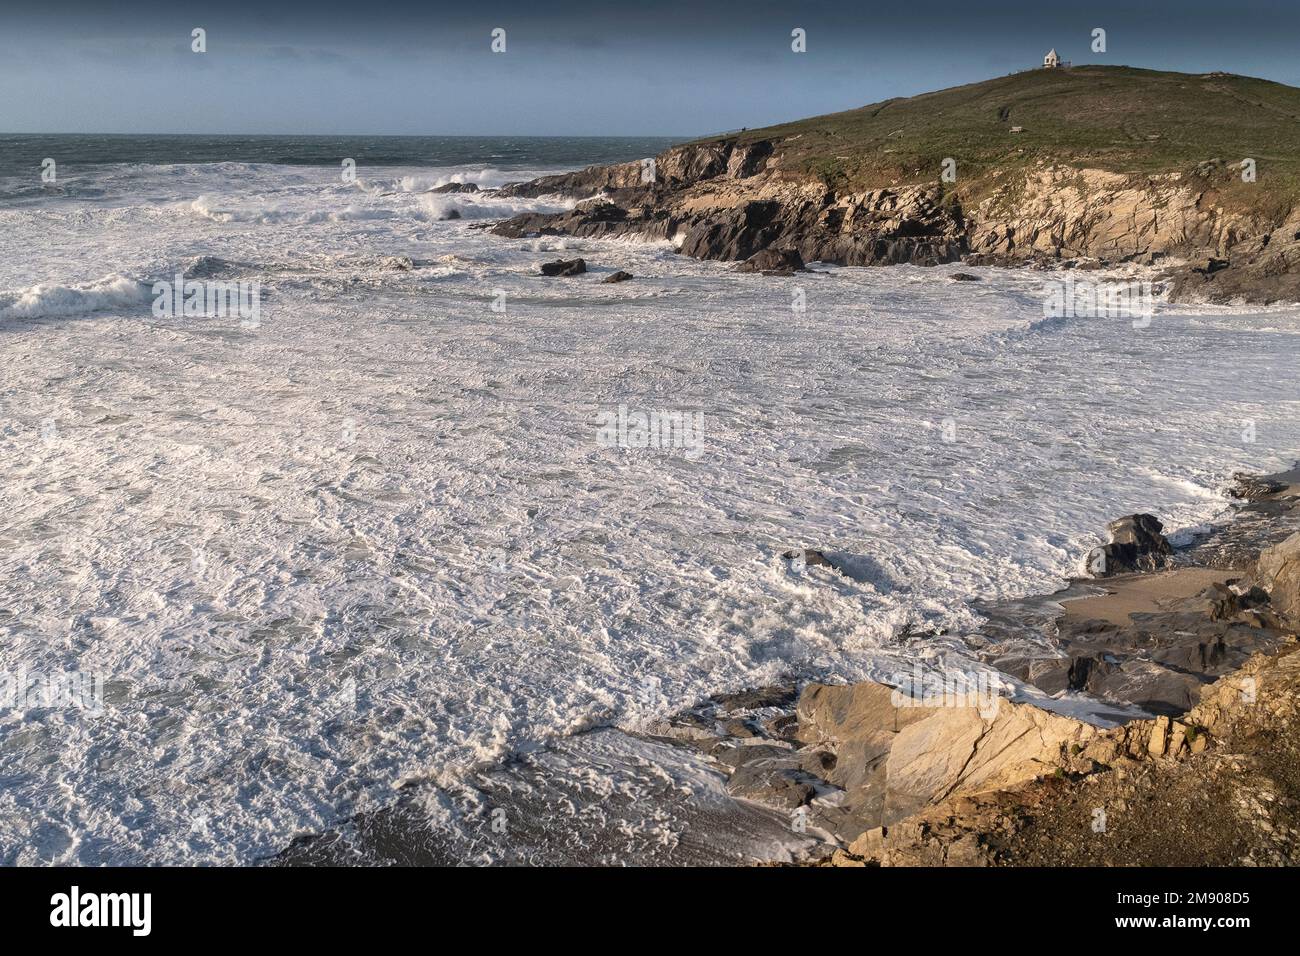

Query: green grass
left=696, top=65, right=1300, bottom=213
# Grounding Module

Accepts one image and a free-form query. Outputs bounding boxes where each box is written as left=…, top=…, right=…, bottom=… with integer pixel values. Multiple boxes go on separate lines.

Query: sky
left=2, top=0, right=1299, bottom=137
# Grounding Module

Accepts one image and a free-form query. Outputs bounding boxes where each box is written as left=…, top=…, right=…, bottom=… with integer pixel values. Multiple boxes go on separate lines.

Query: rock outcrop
left=841, top=639, right=1300, bottom=867
left=1257, top=532, right=1300, bottom=621
left=1091, top=513, right=1172, bottom=575
left=736, top=247, right=805, bottom=275
left=795, top=681, right=1094, bottom=833
left=539, top=257, right=586, bottom=277
left=663, top=467, right=1300, bottom=866
left=489, top=139, right=1300, bottom=303
left=493, top=141, right=968, bottom=268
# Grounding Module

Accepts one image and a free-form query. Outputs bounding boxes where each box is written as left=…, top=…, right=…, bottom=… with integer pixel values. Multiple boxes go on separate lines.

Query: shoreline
left=276, top=463, right=1300, bottom=866
left=482, top=131, right=1300, bottom=307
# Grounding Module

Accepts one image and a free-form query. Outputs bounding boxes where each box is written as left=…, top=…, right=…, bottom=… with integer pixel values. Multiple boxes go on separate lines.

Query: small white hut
left=1043, top=49, right=1060, bottom=69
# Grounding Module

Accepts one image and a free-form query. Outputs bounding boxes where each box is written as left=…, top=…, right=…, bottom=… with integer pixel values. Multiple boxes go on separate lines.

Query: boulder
left=430, top=182, right=480, bottom=194
left=736, top=247, right=805, bottom=275
left=1256, top=532, right=1300, bottom=621
left=539, top=257, right=587, bottom=277
left=1091, top=513, right=1172, bottom=576
left=796, top=681, right=1095, bottom=829
left=1202, top=582, right=1270, bottom=622
left=601, top=270, right=633, bottom=283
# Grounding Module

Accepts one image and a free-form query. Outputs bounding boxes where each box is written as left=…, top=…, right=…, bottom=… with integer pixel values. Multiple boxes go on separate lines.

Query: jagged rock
left=496, top=161, right=643, bottom=199
left=711, top=685, right=797, bottom=712
left=539, top=257, right=587, bottom=277
left=795, top=681, right=1094, bottom=829
left=713, top=744, right=795, bottom=770
left=658, top=144, right=729, bottom=186
left=725, top=762, right=817, bottom=809
left=492, top=175, right=966, bottom=269
left=1256, top=532, right=1300, bottom=621
left=736, top=247, right=805, bottom=275
left=431, top=182, right=480, bottom=194
left=601, top=270, right=633, bottom=283
left=493, top=202, right=640, bottom=241
left=725, top=140, right=773, bottom=179
left=1230, top=473, right=1289, bottom=500
left=1202, top=582, right=1270, bottom=621
left=644, top=712, right=717, bottom=743
left=1091, top=513, right=1172, bottom=576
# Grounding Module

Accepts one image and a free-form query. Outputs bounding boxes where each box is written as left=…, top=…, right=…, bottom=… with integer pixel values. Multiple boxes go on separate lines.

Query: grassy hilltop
left=709, top=66, right=1300, bottom=210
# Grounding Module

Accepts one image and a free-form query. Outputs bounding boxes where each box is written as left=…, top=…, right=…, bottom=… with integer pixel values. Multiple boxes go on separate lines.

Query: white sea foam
left=1, top=160, right=1299, bottom=865
left=0, top=273, right=152, bottom=320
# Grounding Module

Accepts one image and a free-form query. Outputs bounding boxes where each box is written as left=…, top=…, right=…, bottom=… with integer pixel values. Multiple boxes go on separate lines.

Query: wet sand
left=1061, top=568, right=1235, bottom=626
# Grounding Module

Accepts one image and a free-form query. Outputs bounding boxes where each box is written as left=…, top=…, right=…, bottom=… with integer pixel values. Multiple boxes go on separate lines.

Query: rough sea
left=2, top=134, right=1298, bottom=864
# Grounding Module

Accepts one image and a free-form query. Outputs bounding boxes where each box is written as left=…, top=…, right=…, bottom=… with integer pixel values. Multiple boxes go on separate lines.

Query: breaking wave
left=0, top=273, right=153, bottom=320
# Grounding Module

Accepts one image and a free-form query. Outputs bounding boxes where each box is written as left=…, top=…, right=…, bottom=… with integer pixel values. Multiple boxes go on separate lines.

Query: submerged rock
left=736, top=247, right=805, bottom=275
left=430, top=182, right=480, bottom=194
left=601, top=270, right=633, bottom=283
left=539, top=257, right=587, bottom=277
left=949, top=272, right=981, bottom=281
left=725, top=761, right=817, bottom=810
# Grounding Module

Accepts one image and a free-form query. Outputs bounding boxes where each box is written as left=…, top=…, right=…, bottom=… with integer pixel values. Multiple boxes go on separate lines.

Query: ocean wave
left=0, top=274, right=153, bottom=321
left=183, top=191, right=572, bottom=226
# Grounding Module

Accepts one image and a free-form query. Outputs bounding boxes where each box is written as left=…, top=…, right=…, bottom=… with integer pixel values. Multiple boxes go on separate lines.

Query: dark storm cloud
left=3, top=1, right=1299, bottom=134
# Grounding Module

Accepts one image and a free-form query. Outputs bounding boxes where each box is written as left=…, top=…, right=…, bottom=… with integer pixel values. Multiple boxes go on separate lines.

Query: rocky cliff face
left=490, top=140, right=1300, bottom=303
left=493, top=140, right=968, bottom=267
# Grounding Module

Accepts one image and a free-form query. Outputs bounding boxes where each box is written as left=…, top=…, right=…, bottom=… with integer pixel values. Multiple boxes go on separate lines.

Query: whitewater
left=1, top=149, right=1299, bottom=864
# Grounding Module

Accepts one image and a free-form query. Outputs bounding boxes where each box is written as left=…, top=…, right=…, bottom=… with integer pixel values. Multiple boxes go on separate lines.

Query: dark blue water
left=0, top=133, right=683, bottom=179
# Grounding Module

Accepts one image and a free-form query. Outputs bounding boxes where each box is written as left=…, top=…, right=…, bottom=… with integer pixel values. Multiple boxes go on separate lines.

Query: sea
left=2, top=133, right=1299, bottom=864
